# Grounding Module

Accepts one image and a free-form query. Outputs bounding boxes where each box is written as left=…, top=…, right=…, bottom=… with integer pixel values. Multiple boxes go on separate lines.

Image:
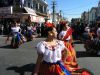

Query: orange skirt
left=62, top=42, right=93, bottom=75
left=71, top=68, right=93, bottom=75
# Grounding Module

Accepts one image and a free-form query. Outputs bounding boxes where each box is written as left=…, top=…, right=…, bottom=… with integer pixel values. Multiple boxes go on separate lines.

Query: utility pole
left=52, top=0, right=56, bottom=24
left=88, top=9, right=90, bottom=26
left=59, top=10, right=62, bottom=21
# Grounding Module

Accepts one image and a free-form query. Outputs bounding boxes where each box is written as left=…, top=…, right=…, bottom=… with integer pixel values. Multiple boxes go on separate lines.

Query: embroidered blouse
left=36, top=40, right=65, bottom=63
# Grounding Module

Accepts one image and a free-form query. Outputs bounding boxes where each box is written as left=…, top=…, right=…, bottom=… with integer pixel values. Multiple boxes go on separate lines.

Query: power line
left=59, top=0, right=99, bottom=17
left=60, top=10, right=81, bottom=16
left=60, top=0, right=99, bottom=12
left=63, top=14, right=81, bottom=15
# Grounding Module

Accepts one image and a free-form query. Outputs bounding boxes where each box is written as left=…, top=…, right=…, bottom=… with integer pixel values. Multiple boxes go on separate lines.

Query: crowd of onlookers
left=0, top=22, right=100, bottom=40
left=0, top=19, right=100, bottom=51
left=0, top=20, right=99, bottom=39
left=71, top=22, right=100, bottom=55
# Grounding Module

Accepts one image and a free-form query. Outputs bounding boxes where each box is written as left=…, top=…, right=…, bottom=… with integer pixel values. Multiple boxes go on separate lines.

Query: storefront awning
left=24, top=7, right=37, bottom=16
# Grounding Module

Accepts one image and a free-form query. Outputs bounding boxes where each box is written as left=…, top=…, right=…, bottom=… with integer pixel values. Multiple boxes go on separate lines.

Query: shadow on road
left=73, top=40, right=83, bottom=44
left=6, top=63, right=35, bottom=75
left=0, top=45, right=14, bottom=49
left=76, top=51, right=100, bottom=58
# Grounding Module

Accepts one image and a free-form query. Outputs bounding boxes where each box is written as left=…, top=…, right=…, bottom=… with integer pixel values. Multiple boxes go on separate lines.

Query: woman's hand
left=31, top=72, right=37, bottom=75
left=33, top=54, right=43, bottom=75
left=70, top=63, right=78, bottom=68
left=62, top=48, right=68, bottom=62
left=33, top=73, right=37, bottom=75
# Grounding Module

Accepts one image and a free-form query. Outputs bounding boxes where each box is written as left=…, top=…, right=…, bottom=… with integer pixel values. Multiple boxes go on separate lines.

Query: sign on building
left=0, top=6, right=13, bottom=14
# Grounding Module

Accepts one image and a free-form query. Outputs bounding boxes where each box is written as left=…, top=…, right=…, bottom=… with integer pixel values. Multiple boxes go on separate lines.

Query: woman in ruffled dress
left=6, top=21, right=22, bottom=48
left=58, top=21, right=73, bottom=45
left=26, top=23, right=34, bottom=41
left=32, top=26, right=71, bottom=75
left=58, top=22, right=93, bottom=75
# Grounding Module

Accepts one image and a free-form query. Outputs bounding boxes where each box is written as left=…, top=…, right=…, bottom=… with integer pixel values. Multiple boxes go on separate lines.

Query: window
left=40, top=5, right=43, bottom=13
left=36, top=3, right=38, bottom=11
left=28, top=2, right=31, bottom=8
left=24, top=1, right=26, bottom=7
left=44, top=6, right=47, bottom=13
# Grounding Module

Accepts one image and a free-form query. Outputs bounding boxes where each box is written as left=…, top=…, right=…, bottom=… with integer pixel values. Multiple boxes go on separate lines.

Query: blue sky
left=46, top=0, right=99, bottom=21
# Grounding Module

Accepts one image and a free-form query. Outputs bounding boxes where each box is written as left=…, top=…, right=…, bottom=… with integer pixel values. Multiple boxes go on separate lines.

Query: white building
left=98, top=1, right=100, bottom=17
left=89, top=7, right=98, bottom=24
left=81, top=11, right=89, bottom=24
left=0, top=0, right=48, bottom=23
left=47, top=12, right=61, bottom=24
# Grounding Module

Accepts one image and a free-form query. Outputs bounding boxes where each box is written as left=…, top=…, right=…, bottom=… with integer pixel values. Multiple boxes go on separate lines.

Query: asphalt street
left=0, top=35, right=100, bottom=75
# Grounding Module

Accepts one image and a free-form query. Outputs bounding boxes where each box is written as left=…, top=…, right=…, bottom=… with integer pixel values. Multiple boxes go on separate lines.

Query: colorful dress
left=27, top=26, right=33, bottom=36
left=58, top=27, right=73, bottom=44
left=36, top=40, right=71, bottom=75
left=26, top=26, right=33, bottom=41
left=59, top=30, right=93, bottom=75
left=11, top=26, right=21, bottom=48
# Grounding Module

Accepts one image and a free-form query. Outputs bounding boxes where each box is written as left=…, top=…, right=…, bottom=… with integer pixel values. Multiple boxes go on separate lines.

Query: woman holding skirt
left=58, top=21, right=93, bottom=75
left=6, top=21, right=22, bottom=48
left=32, top=27, right=71, bottom=75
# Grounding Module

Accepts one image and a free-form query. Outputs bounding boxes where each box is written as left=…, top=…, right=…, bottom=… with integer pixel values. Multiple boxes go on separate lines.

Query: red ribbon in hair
left=45, top=22, right=54, bottom=28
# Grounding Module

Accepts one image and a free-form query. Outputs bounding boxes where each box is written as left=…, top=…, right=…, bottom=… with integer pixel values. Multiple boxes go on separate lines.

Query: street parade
left=0, top=0, right=100, bottom=75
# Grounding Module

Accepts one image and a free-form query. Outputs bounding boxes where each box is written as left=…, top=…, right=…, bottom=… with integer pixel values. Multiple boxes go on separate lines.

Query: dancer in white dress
left=32, top=27, right=71, bottom=75
left=6, top=21, right=22, bottom=48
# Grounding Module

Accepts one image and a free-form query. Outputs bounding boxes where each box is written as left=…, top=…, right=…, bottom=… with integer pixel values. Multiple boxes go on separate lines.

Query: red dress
left=62, top=42, right=93, bottom=75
